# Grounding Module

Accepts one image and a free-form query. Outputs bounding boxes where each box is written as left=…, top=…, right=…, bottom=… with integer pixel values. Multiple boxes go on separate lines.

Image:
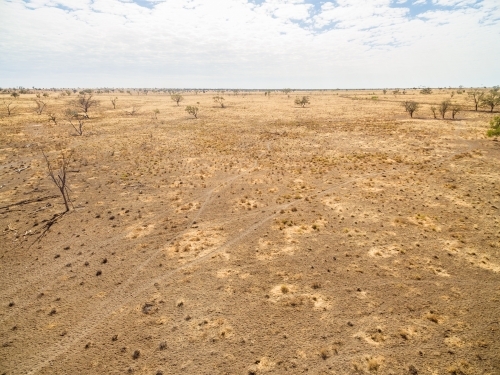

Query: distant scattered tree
left=283, top=88, right=292, bottom=97
left=402, top=101, right=420, bottom=118
left=265, top=90, right=271, bottom=97
left=382, top=89, right=387, bottom=95
left=430, top=106, right=437, bottom=119
left=232, top=89, right=240, bottom=96
left=481, top=89, right=500, bottom=112
left=72, top=93, right=99, bottom=118
left=2, top=99, right=17, bottom=116
left=486, top=115, right=500, bottom=137
left=420, top=88, right=432, bottom=95
left=11, top=92, right=19, bottom=99
left=42, top=92, right=49, bottom=97
left=393, top=89, right=400, bottom=95
left=467, top=90, right=484, bottom=111
left=185, top=105, right=198, bottom=118
left=451, top=105, right=461, bottom=119
left=34, top=99, right=48, bottom=115
left=110, top=97, right=118, bottom=109
left=171, top=94, right=184, bottom=106
left=294, top=96, right=310, bottom=108
left=438, top=100, right=451, bottom=119
left=42, top=149, right=73, bottom=212
left=213, top=96, right=225, bottom=108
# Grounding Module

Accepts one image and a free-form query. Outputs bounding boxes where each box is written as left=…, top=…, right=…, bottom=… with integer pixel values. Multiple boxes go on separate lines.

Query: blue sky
left=0, top=0, right=499, bottom=88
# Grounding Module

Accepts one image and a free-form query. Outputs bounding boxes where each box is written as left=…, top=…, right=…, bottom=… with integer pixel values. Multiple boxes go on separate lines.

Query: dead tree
left=65, top=109, right=85, bottom=135
left=42, top=150, right=73, bottom=212
left=2, top=99, right=17, bottom=116
left=73, top=93, right=99, bottom=118
left=34, top=99, right=48, bottom=115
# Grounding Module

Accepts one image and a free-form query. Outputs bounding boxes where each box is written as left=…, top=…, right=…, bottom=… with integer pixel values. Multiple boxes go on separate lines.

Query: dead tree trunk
left=42, top=150, right=73, bottom=212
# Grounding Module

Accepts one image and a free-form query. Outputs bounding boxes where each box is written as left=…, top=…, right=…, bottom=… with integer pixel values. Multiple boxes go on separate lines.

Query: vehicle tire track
left=23, top=144, right=482, bottom=374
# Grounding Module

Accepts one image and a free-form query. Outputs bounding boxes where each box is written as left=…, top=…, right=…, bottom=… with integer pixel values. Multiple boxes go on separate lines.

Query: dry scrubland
left=0, top=90, right=499, bottom=375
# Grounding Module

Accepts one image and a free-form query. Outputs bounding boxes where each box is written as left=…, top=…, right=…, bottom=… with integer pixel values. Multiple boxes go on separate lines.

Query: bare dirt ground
left=1, top=90, right=499, bottom=375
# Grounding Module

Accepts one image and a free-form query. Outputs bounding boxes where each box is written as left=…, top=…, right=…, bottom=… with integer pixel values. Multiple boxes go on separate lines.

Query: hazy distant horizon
left=2, top=0, right=499, bottom=88
left=2, top=86, right=496, bottom=91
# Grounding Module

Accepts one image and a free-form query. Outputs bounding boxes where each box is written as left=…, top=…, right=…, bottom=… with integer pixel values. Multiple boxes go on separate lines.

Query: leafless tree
left=42, top=150, right=73, bottom=212
left=171, top=94, right=184, bottom=106
left=110, top=97, right=118, bottom=109
left=65, top=109, right=85, bottom=135
left=2, top=99, right=17, bottom=116
left=34, top=99, right=48, bottom=115
left=438, top=100, right=451, bottom=119
left=213, top=96, right=225, bottom=108
left=402, top=101, right=420, bottom=118
left=467, top=90, right=484, bottom=111
left=73, top=93, right=99, bottom=118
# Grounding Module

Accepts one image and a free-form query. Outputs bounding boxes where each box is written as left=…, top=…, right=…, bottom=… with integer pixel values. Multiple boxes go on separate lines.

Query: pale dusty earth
left=1, top=89, right=499, bottom=375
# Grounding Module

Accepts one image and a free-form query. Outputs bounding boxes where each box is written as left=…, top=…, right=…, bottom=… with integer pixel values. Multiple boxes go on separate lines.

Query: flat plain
left=1, top=90, right=499, bottom=375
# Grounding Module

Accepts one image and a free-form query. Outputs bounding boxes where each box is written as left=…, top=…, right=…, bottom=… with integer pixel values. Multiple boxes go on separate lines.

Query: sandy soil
left=1, top=89, right=499, bottom=375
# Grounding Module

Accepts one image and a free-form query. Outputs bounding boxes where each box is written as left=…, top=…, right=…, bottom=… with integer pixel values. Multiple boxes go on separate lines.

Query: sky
left=0, top=0, right=499, bottom=88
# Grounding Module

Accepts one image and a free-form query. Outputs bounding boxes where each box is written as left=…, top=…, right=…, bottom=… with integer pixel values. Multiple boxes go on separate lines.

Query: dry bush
left=171, top=94, right=184, bottom=106
left=402, top=101, right=420, bottom=118
left=185, top=105, right=198, bottom=118
left=294, top=96, right=310, bottom=107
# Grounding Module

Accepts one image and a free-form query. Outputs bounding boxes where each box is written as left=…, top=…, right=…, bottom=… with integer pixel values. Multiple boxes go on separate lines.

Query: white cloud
left=0, top=0, right=498, bottom=88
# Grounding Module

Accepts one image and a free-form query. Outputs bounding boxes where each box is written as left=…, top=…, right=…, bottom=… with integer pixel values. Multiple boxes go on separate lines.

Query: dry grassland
left=0, top=90, right=499, bottom=375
